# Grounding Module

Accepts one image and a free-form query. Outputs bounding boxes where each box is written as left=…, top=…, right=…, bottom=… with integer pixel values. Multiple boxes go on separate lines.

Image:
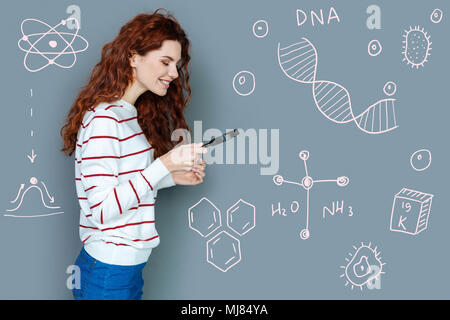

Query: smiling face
left=130, top=40, right=182, bottom=97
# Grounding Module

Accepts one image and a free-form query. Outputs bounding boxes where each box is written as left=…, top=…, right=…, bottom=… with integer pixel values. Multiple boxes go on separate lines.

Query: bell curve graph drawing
left=277, top=37, right=398, bottom=134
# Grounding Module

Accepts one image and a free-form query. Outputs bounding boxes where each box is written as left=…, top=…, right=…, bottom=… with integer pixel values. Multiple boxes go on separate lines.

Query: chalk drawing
left=273, top=149, right=349, bottom=239
left=3, top=177, right=64, bottom=218
left=18, top=17, right=88, bottom=72
left=430, top=9, right=443, bottom=24
left=368, top=39, right=382, bottom=57
left=253, top=20, right=268, bottom=38
left=278, top=38, right=398, bottom=134
left=232, top=70, right=255, bottom=96
left=188, top=197, right=256, bottom=272
left=401, top=26, right=431, bottom=69
left=339, top=242, right=386, bottom=291
left=390, top=188, right=433, bottom=235
left=410, top=149, right=431, bottom=172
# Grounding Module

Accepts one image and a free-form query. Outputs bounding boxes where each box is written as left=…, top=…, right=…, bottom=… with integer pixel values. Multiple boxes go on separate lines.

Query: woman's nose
left=169, top=65, right=178, bottom=79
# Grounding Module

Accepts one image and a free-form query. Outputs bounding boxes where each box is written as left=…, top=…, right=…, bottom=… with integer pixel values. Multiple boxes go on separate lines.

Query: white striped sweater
left=74, top=99, right=174, bottom=266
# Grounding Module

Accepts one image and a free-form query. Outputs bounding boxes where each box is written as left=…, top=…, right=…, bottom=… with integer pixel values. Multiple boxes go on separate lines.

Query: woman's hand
left=160, top=143, right=207, bottom=173
left=173, top=155, right=206, bottom=185
left=172, top=168, right=205, bottom=185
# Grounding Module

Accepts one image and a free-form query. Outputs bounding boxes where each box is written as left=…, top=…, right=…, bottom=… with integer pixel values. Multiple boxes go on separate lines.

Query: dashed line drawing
left=18, top=17, right=88, bottom=72
left=232, top=70, right=255, bottom=96
left=3, top=177, right=64, bottom=218
left=273, top=149, right=349, bottom=239
left=252, top=20, right=269, bottom=38
left=430, top=9, right=443, bottom=24
left=390, top=188, right=433, bottom=235
left=410, top=149, right=432, bottom=172
left=339, top=242, right=386, bottom=291
left=401, top=26, right=431, bottom=69
left=368, top=39, right=382, bottom=57
left=278, top=37, right=398, bottom=134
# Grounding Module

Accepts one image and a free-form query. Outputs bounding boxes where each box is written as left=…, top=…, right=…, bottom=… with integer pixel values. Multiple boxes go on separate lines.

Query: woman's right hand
left=159, top=143, right=207, bottom=173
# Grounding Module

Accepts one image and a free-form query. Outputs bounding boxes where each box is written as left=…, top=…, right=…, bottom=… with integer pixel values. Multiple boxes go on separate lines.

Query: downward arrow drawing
left=27, top=149, right=37, bottom=163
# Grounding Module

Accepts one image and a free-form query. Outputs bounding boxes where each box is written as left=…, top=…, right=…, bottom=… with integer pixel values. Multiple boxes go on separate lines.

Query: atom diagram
left=18, top=18, right=88, bottom=72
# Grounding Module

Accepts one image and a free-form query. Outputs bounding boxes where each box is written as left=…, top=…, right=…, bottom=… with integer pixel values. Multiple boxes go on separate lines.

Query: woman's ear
left=129, top=51, right=140, bottom=68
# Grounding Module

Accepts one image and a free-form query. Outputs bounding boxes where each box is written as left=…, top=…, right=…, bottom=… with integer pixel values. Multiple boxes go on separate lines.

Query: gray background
left=0, top=0, right=448, bottom=299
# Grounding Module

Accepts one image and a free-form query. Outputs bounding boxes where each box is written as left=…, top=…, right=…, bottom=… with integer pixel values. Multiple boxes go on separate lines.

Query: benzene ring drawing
left=18, top=17, right=88, bottom=72
left=273, top=149, right=349, bottom=239
left=277, top=37, right=399, bottom=134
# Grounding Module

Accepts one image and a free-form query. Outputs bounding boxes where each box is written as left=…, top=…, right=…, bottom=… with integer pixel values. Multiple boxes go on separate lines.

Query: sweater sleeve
left=79, top=109, right=170, bottom=225
left=156, top=173, right=176, bottom=190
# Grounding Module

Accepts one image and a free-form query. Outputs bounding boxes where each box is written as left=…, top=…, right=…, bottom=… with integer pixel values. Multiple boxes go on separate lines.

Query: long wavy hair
left=61, top=9, right=191, bottom=158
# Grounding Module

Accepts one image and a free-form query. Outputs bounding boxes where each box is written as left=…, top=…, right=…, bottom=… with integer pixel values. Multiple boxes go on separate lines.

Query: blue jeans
left=72, top=247, right=146, bottom=300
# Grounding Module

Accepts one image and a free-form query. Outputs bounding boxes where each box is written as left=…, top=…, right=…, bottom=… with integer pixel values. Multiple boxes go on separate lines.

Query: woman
left=60, top=10, right=206, bottom=300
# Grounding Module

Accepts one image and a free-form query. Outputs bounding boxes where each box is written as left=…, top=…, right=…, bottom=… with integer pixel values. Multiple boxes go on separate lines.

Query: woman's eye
left=162, top=61, right=169, bottom=66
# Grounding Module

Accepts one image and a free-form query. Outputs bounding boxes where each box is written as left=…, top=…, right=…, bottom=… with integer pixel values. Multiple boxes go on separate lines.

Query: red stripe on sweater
left=83, top=173, right=116, bottom=178
left=80, top=147, right=153, bottom=161
left=90, top=201, right=102, bottom=210
left=81, top=132, right=144, bottom=144
left=129, top=180, right=140, bottom=203
left=119, top=169, right=144, bottom=176
left=82, top=115, right=137, bottom=129
left=105, top=104, right=122, bottom=110
left=113, top=188, right=122, bottom=214
left=140, top=172, right=153, bottom=191
left=101, top=220, right=155, bottom=232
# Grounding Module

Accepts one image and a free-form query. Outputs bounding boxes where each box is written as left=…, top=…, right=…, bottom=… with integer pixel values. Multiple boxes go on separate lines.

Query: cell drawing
left=401, top=26, right=432, bottom=69
left=188, top=197, right=222, bottom=238
left=339, top=242, right=386, bottom=291
left=232, top=70, right=255, bottom=96
left=368, top=39, right=382, bottom=57
left=410, top=149, right=432, bottom=172
left=206, top=231, right=242, bottom=272
left=273, top=149, right=349, bottom=239
left=252, top=20, right=269, bottom=38
left=17, top=17, right=88, bottom=72
left=383, top=81, right=397, bottom=96
left=277, top=37, right=399, bottom=134
left=430, top=9, right=443, bottom=24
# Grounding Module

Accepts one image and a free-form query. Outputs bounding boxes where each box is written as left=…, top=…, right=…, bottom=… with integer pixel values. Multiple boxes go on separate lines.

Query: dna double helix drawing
left=277, top=38, right=398, bottom=134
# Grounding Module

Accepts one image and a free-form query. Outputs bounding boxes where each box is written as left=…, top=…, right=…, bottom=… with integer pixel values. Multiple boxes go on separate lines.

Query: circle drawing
left=368, top=39, right=382, bottom=56
left=253, top=20, right=269, bottom=38
left=232, top=71, right=255, bottom=96
left=410, top=149, right=432, bottom=172
left=383, top=81, right=397, bottom=96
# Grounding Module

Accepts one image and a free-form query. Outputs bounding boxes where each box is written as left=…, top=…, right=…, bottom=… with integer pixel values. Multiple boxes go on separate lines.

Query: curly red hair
left=61, top=9, right=191, bottom=159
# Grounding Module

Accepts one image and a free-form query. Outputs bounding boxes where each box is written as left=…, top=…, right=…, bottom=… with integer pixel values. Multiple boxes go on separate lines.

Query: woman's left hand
left=172, top=163, right=205, bottom=185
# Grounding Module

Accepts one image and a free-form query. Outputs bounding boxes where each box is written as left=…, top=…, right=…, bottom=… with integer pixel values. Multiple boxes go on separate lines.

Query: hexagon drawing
left=206, top=231, right=241, bottom=272
left=226, top=199, right=256, bottom=236
left=188, top=197, right=222, bottom=237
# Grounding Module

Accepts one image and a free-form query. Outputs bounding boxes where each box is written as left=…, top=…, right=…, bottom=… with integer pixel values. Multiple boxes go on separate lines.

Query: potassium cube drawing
left=389, top=188, right=433, bottom=235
